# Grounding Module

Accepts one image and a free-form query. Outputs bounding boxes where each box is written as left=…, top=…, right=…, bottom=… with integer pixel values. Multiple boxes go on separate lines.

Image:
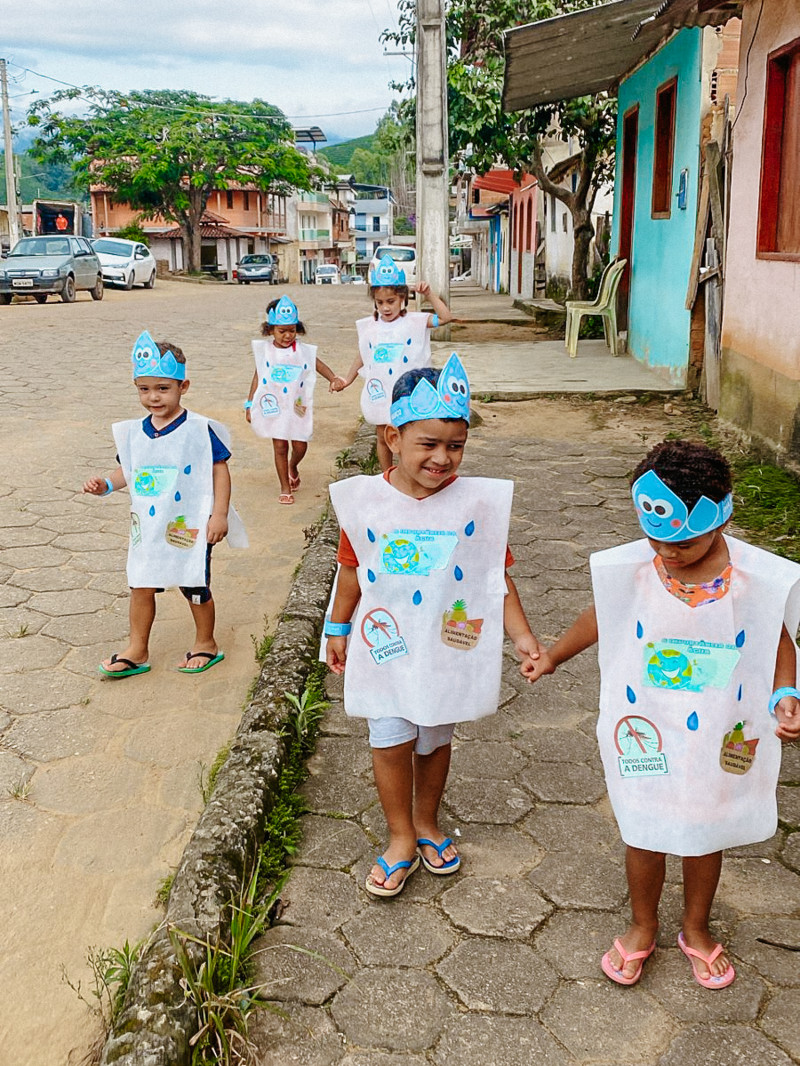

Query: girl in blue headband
left=523, top=439, right=800, bottom=991
left=333, top=257, right=454, bottom=471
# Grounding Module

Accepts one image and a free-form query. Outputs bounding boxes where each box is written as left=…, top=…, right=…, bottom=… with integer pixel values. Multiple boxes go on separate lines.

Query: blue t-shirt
left=142, top=410, right=231, bottom=462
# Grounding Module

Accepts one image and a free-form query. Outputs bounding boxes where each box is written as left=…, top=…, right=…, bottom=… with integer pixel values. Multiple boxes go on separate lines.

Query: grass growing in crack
left=357, top=444, right=380, bottom=476
left=6, top=623, right=30, bottom=638
left=7, top=777, right=32, bottom=801
left=62, top=940, right=144, bottom=1031
left=198, top=744, right=231, bottom=805
left=334, top=446, right=352, bottom=470
left=155, top=871, right=176, bottom=909
left=250, top=615, right=273, bottom=665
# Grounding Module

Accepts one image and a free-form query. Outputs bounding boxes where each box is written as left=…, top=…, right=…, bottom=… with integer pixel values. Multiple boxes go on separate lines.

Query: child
left=325, top=356, right=542, bottom=896
left=523, top=440, right=800, bottom=988
left=245, top=295, right=340, bottom=504
left=333, top=256, right=454, bottom=472
left=83, top=331, right=247, bottom=677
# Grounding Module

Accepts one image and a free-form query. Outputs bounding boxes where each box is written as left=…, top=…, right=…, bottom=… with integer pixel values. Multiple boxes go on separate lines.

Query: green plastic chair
left=565, top=258, right=627, bottom=358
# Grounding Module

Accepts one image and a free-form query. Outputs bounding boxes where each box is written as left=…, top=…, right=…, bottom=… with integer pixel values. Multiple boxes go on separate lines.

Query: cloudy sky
left=3, top=0, right=412, bottom=144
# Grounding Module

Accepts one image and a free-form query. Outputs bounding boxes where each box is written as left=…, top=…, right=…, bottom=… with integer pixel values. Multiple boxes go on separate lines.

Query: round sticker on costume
left=613, top=715, right=668, bottom=777
left=361, top=607, right=408, bottom=665
left=382, top=538, right=421, bottom=574
left=366, top=378, right=385, bottom=403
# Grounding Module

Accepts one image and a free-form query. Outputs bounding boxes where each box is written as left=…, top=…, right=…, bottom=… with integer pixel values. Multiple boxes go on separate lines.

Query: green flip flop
left=178, top=650, right=225, bottom=674
left=98, top=654, right=151, bottom=679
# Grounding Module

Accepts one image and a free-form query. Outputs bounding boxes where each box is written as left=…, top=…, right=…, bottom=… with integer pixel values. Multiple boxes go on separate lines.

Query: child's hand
left=326, top=636, right=348, bottom=674
left=520, top=647, right=557, bottom=683
left=415, top=281, right=431, bottom=298
left=330, top=376, right=347, bottom=393
left=207, top=514, right=228, bottom=544
left=774, top=695, right=800, bottom=741
left=83, top=476, right=109, bottom=496
left=244, top=407, right=252, bottom=423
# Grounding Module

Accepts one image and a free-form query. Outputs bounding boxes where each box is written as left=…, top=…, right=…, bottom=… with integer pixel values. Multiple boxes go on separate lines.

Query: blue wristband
left=768, top=686, right=800, bottom=716
left=324, top=620, right=352, bottom=637
left=431, top=313, right=439, bottom=327
left=243, top=400, right=253, bottom=410
left=101, top=478, right=114, bottom=496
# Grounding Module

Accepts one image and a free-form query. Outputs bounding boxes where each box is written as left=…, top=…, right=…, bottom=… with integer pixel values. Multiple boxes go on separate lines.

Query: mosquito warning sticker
left=614, top=715, right=669, bottom=777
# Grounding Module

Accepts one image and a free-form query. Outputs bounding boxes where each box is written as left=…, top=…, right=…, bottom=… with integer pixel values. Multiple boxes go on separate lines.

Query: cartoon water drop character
left=647, top=648, right=693, bottom=689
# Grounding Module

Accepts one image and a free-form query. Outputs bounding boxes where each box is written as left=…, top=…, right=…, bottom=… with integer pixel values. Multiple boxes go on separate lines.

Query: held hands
left=83, top=476, right=109, bottom=496
left=774, top=695, right=800, bottom=741
left=326, top=635, right=348, bottom=674
left=513, top=632, right=552, bottom=683
left=329, top=376, right=348, bottom=393
left=206, top=514, right=228, bottom=545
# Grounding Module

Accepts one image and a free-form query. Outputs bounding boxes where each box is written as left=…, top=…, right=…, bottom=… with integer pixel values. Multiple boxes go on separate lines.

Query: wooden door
left=618, top=105, right=639, bottom=328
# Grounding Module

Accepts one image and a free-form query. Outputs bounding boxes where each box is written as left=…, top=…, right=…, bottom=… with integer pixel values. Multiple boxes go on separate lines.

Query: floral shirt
left=654, top=556, right=732, bottom=609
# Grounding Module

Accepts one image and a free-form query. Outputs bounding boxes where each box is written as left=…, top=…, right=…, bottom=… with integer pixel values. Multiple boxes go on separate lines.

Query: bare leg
left=272, top=438, right=292, bottom=496
left=376, top=424, right=393, bottom=472
left=102, top=587, right=156, bottom=671
left=180, top=596, right=218, bottom=670
left=681, top=851, right=730, bottom=977
left=369, top=740, right=418, bottom=891
left=289, top=439, right=307, bottom=487
left=607, top=846, right=665, bottom=978
left=413, top=743, right=458, bottom=867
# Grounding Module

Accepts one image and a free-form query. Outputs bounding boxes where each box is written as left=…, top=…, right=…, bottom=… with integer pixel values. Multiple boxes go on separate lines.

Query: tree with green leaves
left=28, top=88, right=315, bottom=272
left=385, top=0, right=615, bottom=298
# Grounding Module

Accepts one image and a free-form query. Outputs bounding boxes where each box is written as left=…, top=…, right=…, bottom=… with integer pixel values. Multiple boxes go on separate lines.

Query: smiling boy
left=83, top=331, right=246, bottom=677
left=325, top=357, right=542, bottom=896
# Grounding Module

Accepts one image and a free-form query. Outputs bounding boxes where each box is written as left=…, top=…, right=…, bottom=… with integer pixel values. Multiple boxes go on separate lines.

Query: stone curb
left=99, top=427, right=374, bottom=1065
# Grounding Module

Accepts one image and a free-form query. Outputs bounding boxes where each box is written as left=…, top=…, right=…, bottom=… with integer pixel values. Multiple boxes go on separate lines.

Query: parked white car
left=91, top=238, right=157, bottom=289
left=369, top=245, right=417, bottom=287
left=315, top=264, right=341, bottom=285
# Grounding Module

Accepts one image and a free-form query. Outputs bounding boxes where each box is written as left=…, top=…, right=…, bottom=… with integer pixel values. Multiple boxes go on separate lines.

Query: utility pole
left=1, top=59, right=21, bottom=247
left=415, top=0, right=450, bottom=332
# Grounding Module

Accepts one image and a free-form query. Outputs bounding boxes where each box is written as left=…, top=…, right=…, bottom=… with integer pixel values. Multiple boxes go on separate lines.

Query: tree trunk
left=570, top=208, right=594, bottom=301
left=183, top=189, right=206, bottom=273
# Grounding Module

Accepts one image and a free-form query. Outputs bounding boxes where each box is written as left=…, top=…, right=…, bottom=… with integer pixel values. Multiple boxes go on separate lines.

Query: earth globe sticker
left=383, top=538, right=421, bottom=574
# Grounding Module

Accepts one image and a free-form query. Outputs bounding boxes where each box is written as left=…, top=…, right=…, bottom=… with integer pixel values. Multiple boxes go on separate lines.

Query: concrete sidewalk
left=249, top=418, right=800, bottom=1066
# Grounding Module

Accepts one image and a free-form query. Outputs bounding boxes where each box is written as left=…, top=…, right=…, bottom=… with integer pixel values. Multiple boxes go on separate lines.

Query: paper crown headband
left=369, top=256, right=406, bottom=287
left=390, top=353, right=470, bottom=427
left=267, top=295, right=299, bottom=326
left=131, top=330, right=185, bottom=381
left=632, top=469, right=733, bottom=542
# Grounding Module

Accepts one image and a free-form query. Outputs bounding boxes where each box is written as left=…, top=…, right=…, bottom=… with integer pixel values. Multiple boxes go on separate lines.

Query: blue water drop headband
left=369, top=256, right=406, bottom=287
left=131, top=330, right=185, bottom=381
left=267, top=295, right=299, bottom=326
left=389, top=353, right=471, bottom=428
left=632, top=469, right=732, bottom=542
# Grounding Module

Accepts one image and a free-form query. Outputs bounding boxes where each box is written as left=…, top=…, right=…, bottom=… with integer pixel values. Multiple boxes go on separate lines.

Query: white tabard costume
left=355, top=313, right=431, bottom=425
left=250, top=339, right=318, bottom=442
left=113, top=411, right=247, bottom=589
left=591, top=535, right=800, bottom=856
left=327, top=474, right=513, bottom=726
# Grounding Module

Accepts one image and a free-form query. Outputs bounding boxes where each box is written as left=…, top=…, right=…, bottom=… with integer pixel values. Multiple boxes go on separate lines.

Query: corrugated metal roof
left=502, top=0, right=741, bottom=111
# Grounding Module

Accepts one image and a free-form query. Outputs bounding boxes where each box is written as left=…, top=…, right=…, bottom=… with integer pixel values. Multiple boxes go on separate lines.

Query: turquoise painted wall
left=612, top=28, right=703, bottom=383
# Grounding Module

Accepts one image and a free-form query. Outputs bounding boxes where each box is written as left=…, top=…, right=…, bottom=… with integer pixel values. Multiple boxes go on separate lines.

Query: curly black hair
left=261, top=298, right=307, bottom=337
left=631, top=440, right=732, bottom=508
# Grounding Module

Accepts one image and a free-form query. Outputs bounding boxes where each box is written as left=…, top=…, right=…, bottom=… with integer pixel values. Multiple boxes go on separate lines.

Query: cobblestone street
left=249, top=412, right=800, bottom=1066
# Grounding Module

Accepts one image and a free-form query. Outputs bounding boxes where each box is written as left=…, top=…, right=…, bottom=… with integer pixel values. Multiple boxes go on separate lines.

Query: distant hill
left=319, top=134, right=375, bottom=169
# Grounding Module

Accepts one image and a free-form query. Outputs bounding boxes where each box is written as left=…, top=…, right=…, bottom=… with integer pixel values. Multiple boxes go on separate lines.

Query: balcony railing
left=300, top=229, right=331, bottom=241
left=298, top=192, right=331, bottom=205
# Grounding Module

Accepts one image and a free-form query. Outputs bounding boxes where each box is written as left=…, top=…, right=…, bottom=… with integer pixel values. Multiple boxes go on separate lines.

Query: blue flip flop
left=417, top=837, right=461, bottom=875
left=98, top=654, right=151, bottom=679
left=178, top=651, right=225, bottom=674
left=365, top=854, right=420, bottom=897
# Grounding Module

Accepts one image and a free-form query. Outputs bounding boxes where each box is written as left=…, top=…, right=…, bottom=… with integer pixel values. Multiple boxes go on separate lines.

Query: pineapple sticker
left=294, top=395, right=307, bottom=418
left=165, top=515, right=200, bottom=550
left=720, top=720, right=759, bottom=775
left=441, top=599, right=483, bottom=650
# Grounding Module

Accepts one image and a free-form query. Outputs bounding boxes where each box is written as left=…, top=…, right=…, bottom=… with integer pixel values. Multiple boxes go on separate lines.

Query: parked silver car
left=91, top=237, right=157, bottom=289
left=0, top=235, right=103, bottom=304
left=234, top=253, right=276, bottom=284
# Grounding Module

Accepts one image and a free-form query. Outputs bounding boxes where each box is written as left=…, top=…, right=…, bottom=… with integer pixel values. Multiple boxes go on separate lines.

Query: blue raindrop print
left=184, top=465, right=191, bottom=475
left=367, top=528, right=376, bottom=543
left=413, top=590, right=422, bottom=605
left=465, top=520, right=475, bottom=537
left=626, top=686, right=636, bottom=705
left=283, top=386, right=288, bottom=393
left=406, top=338, right=412, bottom=345
left=304, top=363, right=308, bottom=370
left=263, top=378, right=267, bottom=385
left=737, top=684, right=743, bottom=702
left=148, top=505, right=156, bottom=517
left=636, top=621, right=644, bottom=639
left=388, top=368, right=393, bottom=376
left=174, top=492, right=181, bottom=502
left=454, top=565, right=463, bottom=581
left=367, top=569, right=376, bottom=583
left=403, top=355, right=408, bottom=363
left=687, top=711, right=699, bottom=731
left=735, top=630, right=746, bottom=648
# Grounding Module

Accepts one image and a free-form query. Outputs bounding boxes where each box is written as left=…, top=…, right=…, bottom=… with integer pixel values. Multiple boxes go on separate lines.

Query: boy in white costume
left=84, top=332, right=247, bottom=677
left=525, top=441, right=800, bottom=989
left=245, top=295, right=341, bottom=505
left=333, top=256, right=454, bottom=472
left=325, top=356, right=543, bottom=896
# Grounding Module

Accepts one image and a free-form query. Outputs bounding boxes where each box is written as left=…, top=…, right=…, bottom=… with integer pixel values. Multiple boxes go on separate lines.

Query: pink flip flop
left=601, top=937, right=656, bottom=985
left=677, top=932, right=735, bottom=989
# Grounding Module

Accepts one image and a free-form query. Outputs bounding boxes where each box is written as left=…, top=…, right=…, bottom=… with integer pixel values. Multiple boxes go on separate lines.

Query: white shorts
left=367, top=717, right=455, bottom=755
